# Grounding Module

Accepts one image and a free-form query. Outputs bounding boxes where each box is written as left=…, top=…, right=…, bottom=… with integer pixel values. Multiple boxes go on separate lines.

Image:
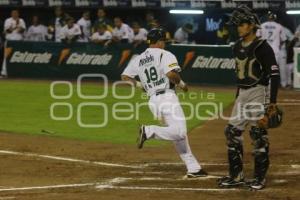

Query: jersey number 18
left=144, top=67, right=158, bottom=83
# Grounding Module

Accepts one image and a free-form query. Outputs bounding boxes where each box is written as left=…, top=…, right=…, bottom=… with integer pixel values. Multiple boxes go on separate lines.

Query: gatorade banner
left=5, top=41, right=236, bottom=85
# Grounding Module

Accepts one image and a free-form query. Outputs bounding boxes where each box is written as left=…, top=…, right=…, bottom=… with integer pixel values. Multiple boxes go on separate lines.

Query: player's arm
left=121, top=57, right=142, bottom=88
left=4, top=20, right=13, bottom=34
left=17, top=19, right=26, bottom=33
left=255, top=41, right=280, bottom=104
left=70, top=26, right=81, bottom=42
left=121, top=75, right=142, bottom=88
left=162, top=51, right=187, bottom=92
left=166, top=70, right=188, bottom=92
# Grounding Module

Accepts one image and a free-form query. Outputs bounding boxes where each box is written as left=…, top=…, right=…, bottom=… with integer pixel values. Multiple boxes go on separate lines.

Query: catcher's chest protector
left=233, top=39, right=268, bottom=88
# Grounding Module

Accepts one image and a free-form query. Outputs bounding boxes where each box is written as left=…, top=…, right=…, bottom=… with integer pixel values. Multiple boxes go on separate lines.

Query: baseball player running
left=217, top=6, right=280, bottom=190
left=121, top=28, right=207, bottom=178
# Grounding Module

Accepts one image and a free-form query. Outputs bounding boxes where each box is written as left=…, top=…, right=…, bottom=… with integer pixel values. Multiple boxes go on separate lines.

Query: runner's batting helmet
left=147, top=28, right=166, bottom=44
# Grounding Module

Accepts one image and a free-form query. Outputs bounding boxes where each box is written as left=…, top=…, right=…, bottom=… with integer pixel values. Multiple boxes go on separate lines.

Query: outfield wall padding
left=5, top=41, right=236, bottom=85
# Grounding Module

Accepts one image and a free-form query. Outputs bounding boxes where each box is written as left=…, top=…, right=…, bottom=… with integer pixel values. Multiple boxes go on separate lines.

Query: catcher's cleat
left=137, top=125, right=147, bottom=149
left=217, top=176, right=245, bottom=188
left=184, top=169, right=208, bottom=179
left=246, top=178, right=266, bottom=190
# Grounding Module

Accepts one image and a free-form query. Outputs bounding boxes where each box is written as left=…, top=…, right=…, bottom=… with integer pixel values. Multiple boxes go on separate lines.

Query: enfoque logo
left=50, top=74, right=264, bottom=128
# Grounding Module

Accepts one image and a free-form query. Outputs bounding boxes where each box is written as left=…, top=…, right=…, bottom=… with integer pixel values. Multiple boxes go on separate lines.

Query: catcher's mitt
left=257, top=104, right=283, bottom=129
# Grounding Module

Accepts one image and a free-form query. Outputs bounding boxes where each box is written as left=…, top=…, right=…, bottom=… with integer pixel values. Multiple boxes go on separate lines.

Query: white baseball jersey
left=55, top=17, right=64, bottom=42
left=279, top=27, right=294, bottom=53
left=26, top=24, right=48, bottom=41
left=112, top=23, right=134, bottom=43
left=4, top=17, right=26, bottom=41
left=174, top=27, right=188, bottom=44
left=91, top=31, right=112, bottom=41
left=77, top=17, right=91, bottom=42
left=133, top=28, right=148, bottom=41
left=60, top=24, right=82, bottom=41
left=257, top=21, right=286, bottom=54
left=122, top=48, right=181, bottom=96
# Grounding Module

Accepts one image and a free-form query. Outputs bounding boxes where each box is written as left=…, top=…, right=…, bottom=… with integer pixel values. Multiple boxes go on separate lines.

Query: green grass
left=0, top=80, right=234, bottom=144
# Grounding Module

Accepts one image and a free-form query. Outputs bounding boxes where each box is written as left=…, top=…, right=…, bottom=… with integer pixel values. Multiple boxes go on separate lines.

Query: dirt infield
left=0, top=88, right=299, bottom=200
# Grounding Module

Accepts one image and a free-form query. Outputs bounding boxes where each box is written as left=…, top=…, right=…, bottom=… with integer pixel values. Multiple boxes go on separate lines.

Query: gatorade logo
left=65, top=53, right=112, bottom=65
left=10, top=51, right=52, bottom=64
left=192, top=56, right=235, bottom=69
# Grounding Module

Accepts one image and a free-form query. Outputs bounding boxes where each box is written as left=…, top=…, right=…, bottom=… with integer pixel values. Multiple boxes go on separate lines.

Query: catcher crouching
left=217, top=6, right=283, bottom=190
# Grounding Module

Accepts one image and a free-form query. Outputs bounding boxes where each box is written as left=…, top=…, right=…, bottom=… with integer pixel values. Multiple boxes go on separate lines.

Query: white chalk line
left=107, top=176, right=220, bottom=182
left=0, top=150, right=142, bottom=169
left=0, top=182, right=98, bottom=192
left=0, top=178, right=128, bottom=193
left=129, top=171, right=165, bottom=175
left=0, top=177, right=287, bottom=193
left=277, top=103, right=300, bottom=106
left=281, top=99, right=300, bottom=102
left=143, top=162, right=300, bottom=168
left=95, top=177, right=238, bottom=192
left=0, top=197, right=15, bottom=200
left=0, top=149, right=298, bottom=171
left=96, top=185, right=242, bottom=192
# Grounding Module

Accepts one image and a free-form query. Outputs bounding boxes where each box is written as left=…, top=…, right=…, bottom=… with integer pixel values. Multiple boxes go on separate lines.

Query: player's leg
left=1, top=41, right=7, bottom=77
left=278, top=52, right=287, bottom=87
left=141, top=92, right=206, bottom=176
left=143, top=93, right=187, bottom=141
left=173, top=132, right=207, bottom=177
left=169, top=99, right=207, bottom=177
left=246, top=85, right=269, bottom=190
left=286, top=63, right=293, bottom=87
left=248, top=126, right=269, bottom=190
left=218, top=95, right=246, bottom=187
left=138, top=93, right=187, bottom=148
left=218, top=124, right=245, bottom=187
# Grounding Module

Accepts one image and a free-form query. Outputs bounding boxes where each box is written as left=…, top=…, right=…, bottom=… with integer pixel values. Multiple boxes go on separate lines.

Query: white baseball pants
left=144, top=91, right=201, bottom=173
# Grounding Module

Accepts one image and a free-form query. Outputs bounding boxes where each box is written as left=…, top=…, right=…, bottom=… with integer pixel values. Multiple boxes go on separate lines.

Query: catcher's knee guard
left=250, top=126, right=270, bottom=181
left=250, top=127, right=269, bottom=153
left=224, top=124, right=244, bottom=179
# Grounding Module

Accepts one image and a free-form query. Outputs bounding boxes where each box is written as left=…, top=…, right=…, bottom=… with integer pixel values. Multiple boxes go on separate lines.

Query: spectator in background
left=60, top=17, right=82, bottom=44
left=148, top=20, right=172, bottom=42
left=2, top=9, right=26, bottom=77
left=4, top=9, right=26, bottom=41
left=145, top=11, right=156, bottom=31
left=217, top=23, right=230, bottom=44
left=91, top=24, right=112, bottom=46
left=26, top=15, right=49, bottom=41
left=112, top=17, right=134, bottom=43
left=77, top=11, right=91, bottom=42
left=48, top=6, right=66, bottom=42
left=174, top=23, right=193, bottom=44
left=132, top=22, right=148, bottom=47
left=93, top=8, right=113, bottom=33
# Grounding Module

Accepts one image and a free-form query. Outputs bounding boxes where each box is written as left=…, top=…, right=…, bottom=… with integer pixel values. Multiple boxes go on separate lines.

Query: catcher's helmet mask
left=147, top=28, right=167, bottom=44
left=227, top=6, right=260, bottom=28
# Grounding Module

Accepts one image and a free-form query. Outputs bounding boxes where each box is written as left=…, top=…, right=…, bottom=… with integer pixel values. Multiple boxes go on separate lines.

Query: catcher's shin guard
left=250, top=127, right=270, bottom=181
left=225, top=125, right=244, bottom=179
